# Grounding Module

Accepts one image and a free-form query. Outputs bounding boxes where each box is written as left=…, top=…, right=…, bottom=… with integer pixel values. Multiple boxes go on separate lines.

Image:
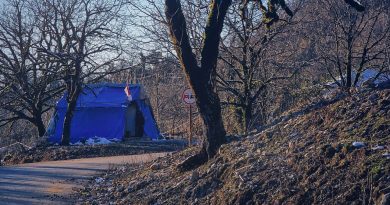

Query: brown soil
left=78, top=89, right=390, bottom=205
left=1, top=140, right=185, bottom=166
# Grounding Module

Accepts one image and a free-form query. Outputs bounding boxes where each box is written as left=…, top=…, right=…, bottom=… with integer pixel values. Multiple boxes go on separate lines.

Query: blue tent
left=47, top=83, right=161, bottom=144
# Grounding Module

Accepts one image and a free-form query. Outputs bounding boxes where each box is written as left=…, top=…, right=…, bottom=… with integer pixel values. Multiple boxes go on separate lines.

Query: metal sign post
left=182, top=88, right=195, bottom=147
left=189, top=104, right=192, bottom=146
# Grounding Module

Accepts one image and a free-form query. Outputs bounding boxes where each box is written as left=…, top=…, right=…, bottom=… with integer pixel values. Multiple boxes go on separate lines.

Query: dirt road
left=0, top=152, right=167, bottom=205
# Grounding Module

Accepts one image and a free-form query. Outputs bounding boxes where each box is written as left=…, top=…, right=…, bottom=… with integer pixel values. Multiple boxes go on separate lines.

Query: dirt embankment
left=1, top=140, right=185, bottom=166
left=79, top=89, right=390, bottom=205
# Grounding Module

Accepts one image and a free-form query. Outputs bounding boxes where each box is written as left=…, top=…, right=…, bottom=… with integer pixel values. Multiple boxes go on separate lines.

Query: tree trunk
left=177, top=82, right=226, bottom=171
left=31, top=107, right=47, bottom=137
left=61, top=84, right=81, bottom=145
left=346, top=35, right=353, bottom=87
left=61, top=59, right=83, bottom=146
left=196, top=84, right=226, bottom=158
left=346, top=63, right=352, bottom=87
left=61, top=102, right=74, bottom=145
left=235, top=106, right=245, bottom=135
left=165, top=0, right=231, bottom=171
left=244, top=103, right=252, bottom=135
left=35, top=117, right=46, bottom=137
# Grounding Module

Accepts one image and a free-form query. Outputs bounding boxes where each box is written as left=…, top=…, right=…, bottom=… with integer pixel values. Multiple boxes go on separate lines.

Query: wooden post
left=189, top=104, right=192, bottom=147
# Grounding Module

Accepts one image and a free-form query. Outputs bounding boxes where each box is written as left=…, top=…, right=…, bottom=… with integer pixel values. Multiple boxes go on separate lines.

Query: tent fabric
left=47, top=83, right=160, bottom=144
left=56, top=84, right=142, bottom=108
left=136, top=100, right=160, bottom=140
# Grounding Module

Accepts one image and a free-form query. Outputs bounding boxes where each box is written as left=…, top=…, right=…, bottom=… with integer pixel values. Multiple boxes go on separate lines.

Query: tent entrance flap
left=125, top=102, right=145, bottom=138
left=125, top=103, right=136, bottom=138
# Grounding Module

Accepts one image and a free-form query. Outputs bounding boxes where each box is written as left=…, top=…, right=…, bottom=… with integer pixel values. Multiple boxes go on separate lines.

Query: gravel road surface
left=0, top=152, right=168, bottom=205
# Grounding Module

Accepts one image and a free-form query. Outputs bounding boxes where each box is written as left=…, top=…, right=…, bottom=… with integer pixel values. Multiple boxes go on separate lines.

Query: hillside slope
left=79, top=89, right=390, bottom=205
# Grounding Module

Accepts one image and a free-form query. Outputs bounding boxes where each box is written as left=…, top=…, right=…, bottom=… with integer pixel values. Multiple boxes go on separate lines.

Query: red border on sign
left=182, top=88, right=195, bottom=104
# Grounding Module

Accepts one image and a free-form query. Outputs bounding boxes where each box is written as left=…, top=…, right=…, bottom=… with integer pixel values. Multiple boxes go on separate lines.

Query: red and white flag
left=124, top=84, right=132, bottom=101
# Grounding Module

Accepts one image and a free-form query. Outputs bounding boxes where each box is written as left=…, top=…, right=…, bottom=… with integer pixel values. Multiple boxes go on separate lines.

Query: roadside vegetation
left=0, top=0, right=389, bottom=204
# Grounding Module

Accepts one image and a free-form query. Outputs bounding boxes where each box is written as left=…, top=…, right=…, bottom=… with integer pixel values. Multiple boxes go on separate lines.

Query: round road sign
left=182, top=88, right=196, bottom=104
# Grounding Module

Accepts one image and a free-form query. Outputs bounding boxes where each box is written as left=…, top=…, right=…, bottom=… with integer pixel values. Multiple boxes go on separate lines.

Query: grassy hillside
left=79, top=89, right=390, bottom=205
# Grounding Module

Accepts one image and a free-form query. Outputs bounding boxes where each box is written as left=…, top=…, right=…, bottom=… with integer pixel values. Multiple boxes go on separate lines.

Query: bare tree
left=165, top=0, right=231, bottom=171
left=312, top=0, right=389, bottom=87
left=0, top=0, right=63, bottom=137
left=36, top=0, right=127, bottom=145
left=0, top=0, right=367, bottom=147
left=217, top=2, right=305, bottom=134
left=164, top=0, right=301, bottom=171
left=164, top=0, right=366, bottom=170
